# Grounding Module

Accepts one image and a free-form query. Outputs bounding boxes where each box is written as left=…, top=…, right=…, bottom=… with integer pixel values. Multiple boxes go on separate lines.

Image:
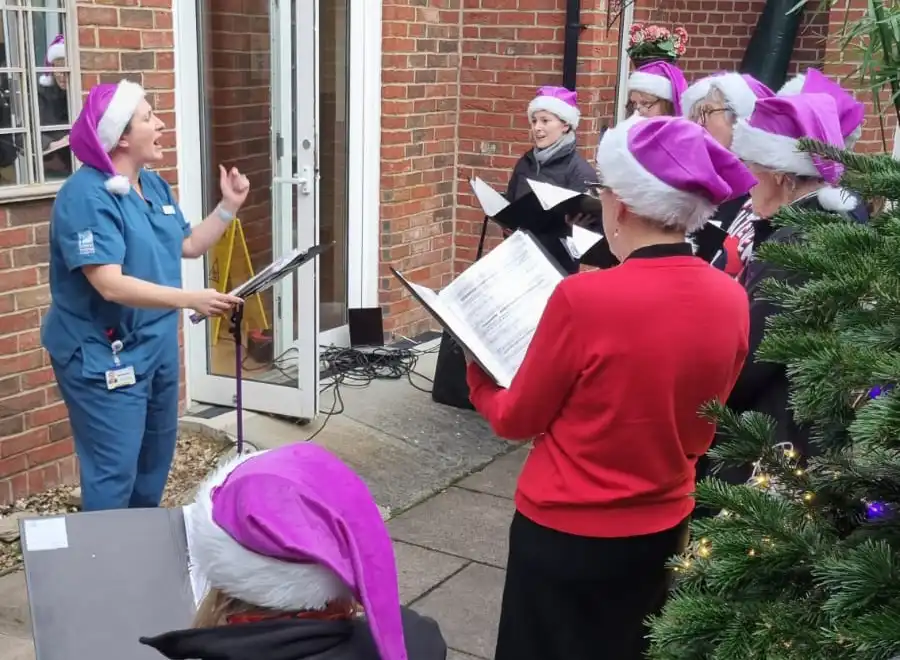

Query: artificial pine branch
left=649, top=122, right=900, bottom=658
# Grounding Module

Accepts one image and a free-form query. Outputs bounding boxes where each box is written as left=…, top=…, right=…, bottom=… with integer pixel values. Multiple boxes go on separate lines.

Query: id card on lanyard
left=105, top=338, right=136, bottom=390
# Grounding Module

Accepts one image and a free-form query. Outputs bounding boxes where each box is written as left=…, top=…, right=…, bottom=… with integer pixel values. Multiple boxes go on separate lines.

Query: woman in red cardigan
left=466, top=116, right=755, bottom=660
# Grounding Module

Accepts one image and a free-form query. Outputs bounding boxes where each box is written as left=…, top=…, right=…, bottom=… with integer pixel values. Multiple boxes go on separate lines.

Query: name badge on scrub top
left=106, top=366, right=136, bottom=390
left=105, top=340, right=136, bottom=390
left=162, top=205, right=176, bottom=215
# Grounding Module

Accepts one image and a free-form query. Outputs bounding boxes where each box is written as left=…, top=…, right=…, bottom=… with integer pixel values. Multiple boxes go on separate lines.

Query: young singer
left=41, top=80, right=246, bottom=511
left=466, top=116, right=755, bottom=660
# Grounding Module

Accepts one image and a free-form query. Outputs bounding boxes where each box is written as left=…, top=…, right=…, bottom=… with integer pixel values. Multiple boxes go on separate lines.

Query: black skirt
left=494, top=511, right=690, bottom=660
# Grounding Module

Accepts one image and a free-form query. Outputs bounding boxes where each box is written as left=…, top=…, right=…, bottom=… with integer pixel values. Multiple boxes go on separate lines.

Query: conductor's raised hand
left=219, top=165, right=250, bottom=212
left=187, top=289, right=243, bottom=318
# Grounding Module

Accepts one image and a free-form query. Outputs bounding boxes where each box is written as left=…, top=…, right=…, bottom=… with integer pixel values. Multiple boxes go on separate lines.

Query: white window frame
left=0, top=0, right=82, bottom=202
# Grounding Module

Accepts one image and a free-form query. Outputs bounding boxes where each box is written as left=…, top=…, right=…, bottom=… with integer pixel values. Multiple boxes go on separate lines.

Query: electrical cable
left=236, top=341, right=439, bottom=444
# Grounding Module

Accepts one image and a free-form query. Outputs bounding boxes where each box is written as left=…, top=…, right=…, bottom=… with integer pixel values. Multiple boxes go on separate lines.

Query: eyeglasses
left=625, top=99, right=660, bottom=116
left=693, top=107, right=730, bottom=126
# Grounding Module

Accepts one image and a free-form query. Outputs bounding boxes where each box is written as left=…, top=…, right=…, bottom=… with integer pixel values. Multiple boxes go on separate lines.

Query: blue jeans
left=51, top=347, right=180, bottom=511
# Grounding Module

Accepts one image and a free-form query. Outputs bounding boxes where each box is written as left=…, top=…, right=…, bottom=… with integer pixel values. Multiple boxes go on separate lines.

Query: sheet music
left=441, top=231, right=563, bottom=388
left=470, top=177, right=510, bottom=217
left=563, top=224, right=604, bottom=259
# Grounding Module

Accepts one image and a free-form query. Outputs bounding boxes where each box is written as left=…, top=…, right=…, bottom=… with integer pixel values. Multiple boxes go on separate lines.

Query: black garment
left=710, top=193, right=750, bottom=234
left=494, top=511, right=690, bottom=660
left=697, top=193, right=840, bottom=495
left=140, top=606, right=447, bottom=660
left=507, top=143, right=599, bottom=274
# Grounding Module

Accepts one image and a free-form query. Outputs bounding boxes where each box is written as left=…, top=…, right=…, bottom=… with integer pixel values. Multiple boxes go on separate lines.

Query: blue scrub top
left=41, top=166, right=193, bottom=380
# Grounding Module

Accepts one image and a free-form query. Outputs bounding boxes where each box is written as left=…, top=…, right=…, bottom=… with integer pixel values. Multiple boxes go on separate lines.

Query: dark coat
left=140, top=606, right=447, bottom=660
left=507, top=145, right=598, bottom=274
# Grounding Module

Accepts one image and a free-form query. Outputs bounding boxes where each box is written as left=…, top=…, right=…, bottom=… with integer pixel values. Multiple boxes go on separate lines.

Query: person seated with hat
left=625, top=24, right=689, bottom=117
left=140, top=443, right=448, bottom=660
left=466, top=115, right=754, bottom=660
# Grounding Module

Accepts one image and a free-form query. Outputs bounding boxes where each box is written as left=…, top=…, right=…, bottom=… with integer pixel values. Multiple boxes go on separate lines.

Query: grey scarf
left=533, top=131, right=576, bottom=173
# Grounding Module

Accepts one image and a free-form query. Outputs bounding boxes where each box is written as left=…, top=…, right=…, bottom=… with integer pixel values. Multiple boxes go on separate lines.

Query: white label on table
left=23, top=517, right=69, bottom=551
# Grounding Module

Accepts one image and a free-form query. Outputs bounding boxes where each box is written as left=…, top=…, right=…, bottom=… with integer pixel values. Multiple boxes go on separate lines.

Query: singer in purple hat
left=506, top=85, right=598, bottom=274
left=627, top=61, right=688, bottom=117
left=41, top=80, right=248, bottom=512
left=708, top=93, right=855, bottom=490
left=681, top=71, right=774, bottom=274
left=140, top=443, right=447, bottom=660
left=467, top=115, right=753, bottom=660
left=779, top=68, right=866, bottom=148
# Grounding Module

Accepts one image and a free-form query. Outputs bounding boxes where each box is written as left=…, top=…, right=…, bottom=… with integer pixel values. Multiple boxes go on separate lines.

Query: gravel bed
left=0, top=430, right=232, bottom=574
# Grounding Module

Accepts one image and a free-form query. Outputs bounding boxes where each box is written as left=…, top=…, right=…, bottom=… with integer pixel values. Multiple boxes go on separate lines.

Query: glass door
left=183, top=0, right=318, bottom=421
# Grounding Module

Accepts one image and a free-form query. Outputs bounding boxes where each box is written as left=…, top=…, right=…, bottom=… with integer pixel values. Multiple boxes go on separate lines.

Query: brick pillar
left=379, top=2, right=460, bottom=338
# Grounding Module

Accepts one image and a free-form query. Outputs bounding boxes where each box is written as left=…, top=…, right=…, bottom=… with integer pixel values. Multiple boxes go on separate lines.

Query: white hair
left=595, top=115, right=714, bottom=234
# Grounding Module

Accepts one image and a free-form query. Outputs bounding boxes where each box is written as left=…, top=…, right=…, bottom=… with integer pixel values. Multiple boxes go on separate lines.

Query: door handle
left=273, top=166, right=312, bottom=196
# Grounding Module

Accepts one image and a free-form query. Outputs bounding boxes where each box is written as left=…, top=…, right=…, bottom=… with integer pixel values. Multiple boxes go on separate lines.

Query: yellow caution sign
left=207, top=219, right=269, bottom=345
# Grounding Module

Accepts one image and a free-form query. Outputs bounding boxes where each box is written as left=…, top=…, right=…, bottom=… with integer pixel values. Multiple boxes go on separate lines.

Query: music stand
left=190, top=242, right=333, bottom=454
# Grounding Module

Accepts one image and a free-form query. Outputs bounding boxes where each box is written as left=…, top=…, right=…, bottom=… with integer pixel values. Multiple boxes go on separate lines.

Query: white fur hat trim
left=628, top=71, right=673, bottom=102
left=97, top=80, right=146, bottom=153
left=186, top=450, right=353, bottom=612
left=778, top=74, right=806, bottom=97
left=680, top=77, right=714, bottom=118
left=39, top=41, right=67, bottom=87
left=731, top=119, right=820, bottom=178
left=595, top=114, right=714, bottom=234
left=527, top=95, right=580, bottom=130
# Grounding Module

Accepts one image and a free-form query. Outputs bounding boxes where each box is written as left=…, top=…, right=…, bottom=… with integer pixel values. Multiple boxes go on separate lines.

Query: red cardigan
left=467, top=244, right=750, bottom=538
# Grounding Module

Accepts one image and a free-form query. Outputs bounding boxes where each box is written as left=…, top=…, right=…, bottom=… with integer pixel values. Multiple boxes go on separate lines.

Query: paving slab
left=448, top=650, right=483, bottom=660
left=388, top=487, right=514, bottom=569
left=0, top=633, right=33, bottom=660
left=393, top=541, right=468, bottom=606
left=0, top=571, right=29, bottom=638
left=413, top=563, right=505, bottom=660
left=457, top=444, right=530, bottom=499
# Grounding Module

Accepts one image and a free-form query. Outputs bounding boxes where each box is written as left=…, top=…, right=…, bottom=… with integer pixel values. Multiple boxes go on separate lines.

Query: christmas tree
left=647, top=140, right=900, bottom=659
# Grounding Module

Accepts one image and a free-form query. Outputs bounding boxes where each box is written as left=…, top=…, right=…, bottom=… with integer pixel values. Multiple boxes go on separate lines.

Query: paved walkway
left=0, top=444, right=526, bottom=660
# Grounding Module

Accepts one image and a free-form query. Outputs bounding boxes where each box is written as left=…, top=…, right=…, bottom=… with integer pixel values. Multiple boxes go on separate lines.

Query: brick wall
left=379, top=1, right=459, bottom=337
left=0, top=0, right=178, bottom=504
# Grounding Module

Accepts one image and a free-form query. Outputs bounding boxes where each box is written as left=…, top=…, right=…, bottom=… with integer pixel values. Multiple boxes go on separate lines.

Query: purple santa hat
left=778, top=68, right=865, bottom=148
left=182, top=443, right=408, bottom=660
left=681, top=71, right=774, bottom=120
left=595, top=115, right=757, bottom=233
left=70, top=80, right=146, bottom=195
left=527, top=85, right=580, bottom=130
left=39, top=34, right=66, bottom=87
left=627, top=61, right=688, bottom=115
left=731, top=94, right=857, bottom=212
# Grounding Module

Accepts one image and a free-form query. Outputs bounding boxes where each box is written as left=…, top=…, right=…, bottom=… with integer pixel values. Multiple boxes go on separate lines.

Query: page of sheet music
left=404, top=279, right=502, bottom=380
left=440, top=231, right=563, bottom=388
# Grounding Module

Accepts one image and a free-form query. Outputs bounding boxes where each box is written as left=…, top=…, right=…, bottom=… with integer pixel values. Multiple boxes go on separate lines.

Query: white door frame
left=173, top=0, right=381, bottom=416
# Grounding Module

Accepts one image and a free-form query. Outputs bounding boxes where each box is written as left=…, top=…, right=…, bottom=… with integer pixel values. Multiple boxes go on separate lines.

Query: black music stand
left=191, top=243, right=333, bottom=454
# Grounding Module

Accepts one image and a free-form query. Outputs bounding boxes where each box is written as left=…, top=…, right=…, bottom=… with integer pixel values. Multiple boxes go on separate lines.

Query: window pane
left=30, top=9, right=65, bottom=73
left=0, top=71, right=28, bottom=186
left=1, top=9, right=25, bottom=69
left=29, top=2, right=66, bottom=11
left=36, top=69, right=69, bottom=179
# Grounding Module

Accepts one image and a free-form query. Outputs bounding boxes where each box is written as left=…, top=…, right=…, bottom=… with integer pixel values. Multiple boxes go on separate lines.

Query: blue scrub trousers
left=51, top=345, right=180, bottom=512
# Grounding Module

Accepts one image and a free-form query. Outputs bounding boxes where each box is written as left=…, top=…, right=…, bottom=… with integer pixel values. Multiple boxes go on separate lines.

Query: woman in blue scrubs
left=41, top=80, right=248, bottom=511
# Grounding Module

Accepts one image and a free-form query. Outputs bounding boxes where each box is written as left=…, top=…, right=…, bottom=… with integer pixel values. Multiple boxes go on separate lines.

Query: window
left=0, top=0, right=79, bottom=199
